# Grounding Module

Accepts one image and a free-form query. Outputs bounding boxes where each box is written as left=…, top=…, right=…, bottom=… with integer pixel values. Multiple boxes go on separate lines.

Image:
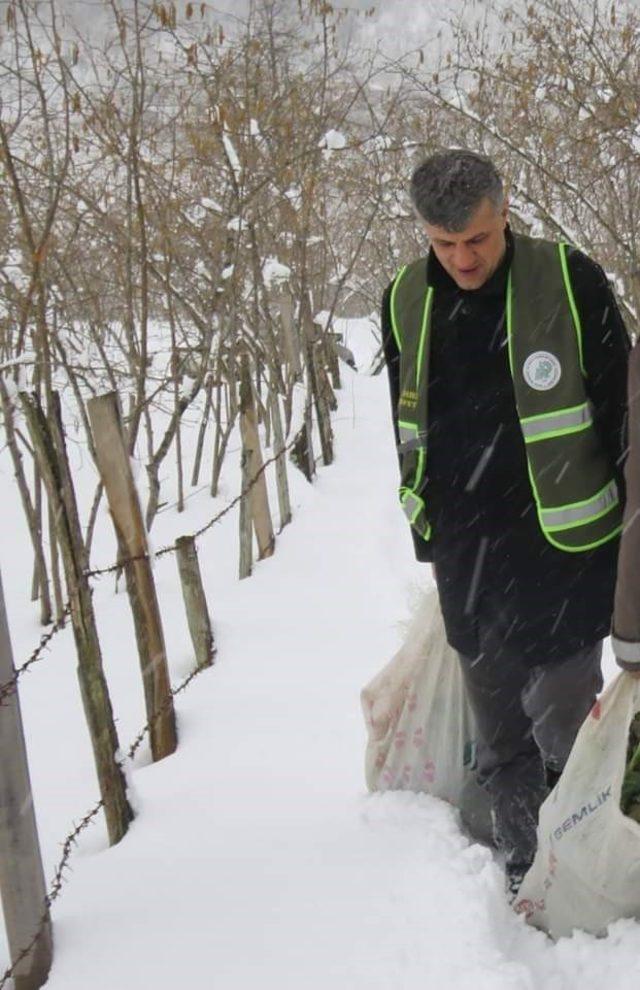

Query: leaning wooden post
left=20, top=392, right=132, bottom=846
left=290, top=414, right=315, bottom=483
left=0, top=571, right=53, bottom=990
left=239, top=447, right=253, bottom=580
left=87, top=393, right=177, bottom=763
left=273, top=286, right=302, bottom=381
left=326, top=335, right=341, bottom=391
left=239, top=355, right=275, bottom=560
left=269, top=389, right=292, bottom=530
left=301, top=294, right=334, bottom=466
left=175, top=536, right=215, bottom=669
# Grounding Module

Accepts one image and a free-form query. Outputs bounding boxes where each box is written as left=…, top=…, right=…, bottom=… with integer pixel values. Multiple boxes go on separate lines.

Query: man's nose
left=453, top=243, right=475, bottom=269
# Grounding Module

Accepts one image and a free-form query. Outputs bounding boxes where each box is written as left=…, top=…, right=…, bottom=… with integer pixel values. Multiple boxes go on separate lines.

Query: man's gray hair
left=410, top=150, right=504, bottom=231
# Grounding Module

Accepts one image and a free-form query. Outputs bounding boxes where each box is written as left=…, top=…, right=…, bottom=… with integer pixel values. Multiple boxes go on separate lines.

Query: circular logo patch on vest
left=522, top=351, right=562, bottom=391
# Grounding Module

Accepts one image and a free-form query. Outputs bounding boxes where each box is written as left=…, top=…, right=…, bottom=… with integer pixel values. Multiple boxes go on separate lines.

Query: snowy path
left=3, top=336, right=640, bottom=988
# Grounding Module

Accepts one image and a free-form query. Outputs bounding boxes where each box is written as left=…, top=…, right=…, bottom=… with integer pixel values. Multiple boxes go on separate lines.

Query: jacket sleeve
left=569, top=249, right=630, bottom=501
left=612, top=341, right=640, bottom=670
left=381, top=282, right=433, bottom=563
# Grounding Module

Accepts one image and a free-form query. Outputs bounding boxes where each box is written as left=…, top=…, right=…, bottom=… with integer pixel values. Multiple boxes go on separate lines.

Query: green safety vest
left=390, top=233, right=623, bottom=553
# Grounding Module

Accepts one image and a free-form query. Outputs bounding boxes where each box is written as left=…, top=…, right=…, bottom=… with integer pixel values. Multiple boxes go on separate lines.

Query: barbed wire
left=190, top=436, right=299, bottom=542
left=127, top=652, right=216, bottom=760
left=0, top=603, right=72, bottom=707
left=0, top=428, right=305, bottom=981
left=85, top=437, right=298, bottom=580
left=0, top=436, right=298, bottom=700
left=0, top=798, right=103, bottom=990
left=0, top=642, right=220, bottom=987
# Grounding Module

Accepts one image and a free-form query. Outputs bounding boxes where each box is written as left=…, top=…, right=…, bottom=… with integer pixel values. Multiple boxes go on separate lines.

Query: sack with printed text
left=516, top=673, right=640, bottom=938
left=360, top=587, right=476, bottom=806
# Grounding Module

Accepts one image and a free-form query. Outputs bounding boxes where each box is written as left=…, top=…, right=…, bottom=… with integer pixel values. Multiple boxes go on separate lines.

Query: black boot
left=505, top=861, right=531, bottom=905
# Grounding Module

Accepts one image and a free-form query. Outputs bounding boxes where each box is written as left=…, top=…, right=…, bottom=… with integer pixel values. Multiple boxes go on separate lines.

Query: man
left=381, top=150, right=630, bottom=899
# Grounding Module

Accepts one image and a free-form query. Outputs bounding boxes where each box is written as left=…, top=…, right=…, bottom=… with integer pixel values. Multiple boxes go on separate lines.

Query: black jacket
left=382, top=231, right=630, bottom=664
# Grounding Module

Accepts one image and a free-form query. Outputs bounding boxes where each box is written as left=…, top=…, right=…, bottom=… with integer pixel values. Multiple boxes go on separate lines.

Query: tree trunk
left=84, top=481, right=104, bottom=563
left=0, top=381, right=52, bottom=625
left=30, top=465, right=41, bottom=604
left=21, top=392, right=133, bottom=846
left=301, top=296, right=333, bottom=466
left=191, top=374, right=213, bottom=487
left=48, top=500, right=65, bottom=623
left=211, top=381, right=236, bottom=499
left=175, top=414, right=184, bottom=513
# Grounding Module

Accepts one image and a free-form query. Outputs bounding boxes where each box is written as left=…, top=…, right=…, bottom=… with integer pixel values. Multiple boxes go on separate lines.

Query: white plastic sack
left=516, top=673, right=640, bottom=938
left=360, top=587, right=476, bottom=805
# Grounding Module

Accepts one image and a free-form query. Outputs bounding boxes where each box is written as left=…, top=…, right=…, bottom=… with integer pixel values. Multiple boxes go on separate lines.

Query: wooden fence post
left=269, top=390, right=292, bottom=530
left=301, top=294, right=334, bottom=466
left=87, top=392, right=178, bottom=763
left=326, top=335, right=341, bottom=391
left=0, top=570, right=53, bottom=990
left=20, top=392, right=132, bottom=846
left=239, top=355, right=275, bottom=560
left=273, top=287, right=302, bottom=380
left=175, top=536, right=215, bottom=669
left=239, top=447, right=253, bottom=580
left=290, top=416, right=315, bottom=483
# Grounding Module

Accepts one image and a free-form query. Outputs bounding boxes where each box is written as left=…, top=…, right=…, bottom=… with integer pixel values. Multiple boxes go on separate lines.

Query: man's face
left=422, top=197, right=508, bottom=290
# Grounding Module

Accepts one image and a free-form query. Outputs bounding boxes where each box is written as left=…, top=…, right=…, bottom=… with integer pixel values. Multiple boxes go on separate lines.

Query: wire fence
left=0, top=437, right=296, bottom=702
left=0, top=605, right=71, bottom=707
left=0, top=434, right=298, bottom=986
left=0, top=649, right=216, bottom=988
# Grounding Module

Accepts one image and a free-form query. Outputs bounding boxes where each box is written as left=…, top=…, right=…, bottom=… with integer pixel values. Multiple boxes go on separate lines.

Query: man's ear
left=501, top=197, right=509, bottom=225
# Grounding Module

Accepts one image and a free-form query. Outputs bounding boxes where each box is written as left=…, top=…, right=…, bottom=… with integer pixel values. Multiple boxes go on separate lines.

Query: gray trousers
left=458, top=636, right=603, bottom=869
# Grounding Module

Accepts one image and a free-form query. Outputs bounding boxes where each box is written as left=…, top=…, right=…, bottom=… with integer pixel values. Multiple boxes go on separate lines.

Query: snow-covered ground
left=1, top=318, right=639, bottom=988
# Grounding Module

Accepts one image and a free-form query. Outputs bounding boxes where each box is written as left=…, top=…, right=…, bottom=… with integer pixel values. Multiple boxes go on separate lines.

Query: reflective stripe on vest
left=540, top=479, right=618, bottom=531
left=398, top=422, right=427, bottom=454
left=398, top=423, right=415, bottom=443
left=401, top=490, right=423, bottom=524
left=521, top=401, right=592, bottom=443
left=398, top=436, right=426, bottom=453
left=400, top=489, right=431, bottom=538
